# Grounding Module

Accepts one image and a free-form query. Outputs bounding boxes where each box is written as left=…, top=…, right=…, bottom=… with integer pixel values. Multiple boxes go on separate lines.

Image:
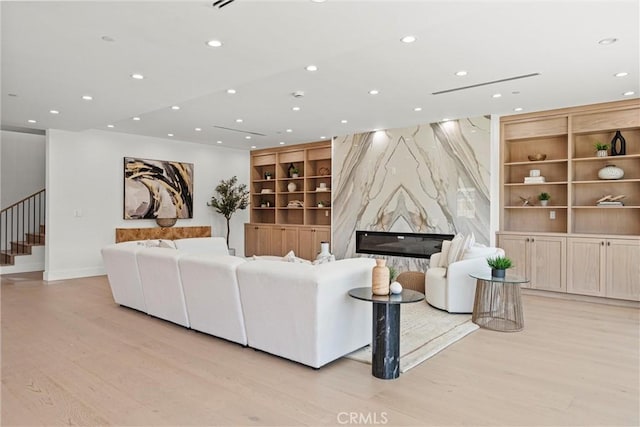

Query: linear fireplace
left=355, top=231, right=454, bottom=259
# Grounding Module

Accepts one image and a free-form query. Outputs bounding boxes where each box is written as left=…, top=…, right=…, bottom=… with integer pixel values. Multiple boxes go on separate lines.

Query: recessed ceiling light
left=236, top=118, right=243, bottom=123
left=279, top=142, right=285, bottom=145
left=340, top=120, right=348, bottom=124
left=245, top=135, right=251, bottom=139
left=206, top=39, right=223, bottom=47
left=27, top=119, right=36, bottom=123
left=167, top=133, right=174, bottom=137
left=217, top=140, right=222, bottom=144
left=227, top=89, right=236, bottom=94
left=107, top=124, right=115, bottom=128
left=368, top=89, right=380, bottom=95
left=623, top=91, right=635, bottom=96
left=49, top=110, right=59, bottom=114
left=455, top=70, right=467, bottom=76
left=320, top=136, right=326, bottom=139
left=305, top=65, right=318, bottom=72
left=131, top=73, right=144, bottom=80
left=514, top=107, right=524, bottom=112
left=286, top=129, right=293, bottom=133
left=251, top=145, right=257, bottom=149
left=615, top=72, right=629, bottom=77
left=82, top=95, right=93, bottom=101
left=598, top=37, right=618, bottom=45
left=492, top=93, right=502, bottom=98
left=413, top=107, right=422, bottom=112
left=195, top=127, right=202, bottom=131
left=132, top=117, right=141, bottom=121
left=400, top=35, right=416, bottom=43
left=171, top=105, right=180, bottom=110
left=292, top=106, right=301, bottom=111
left=311, top=0, right=326, bottom=3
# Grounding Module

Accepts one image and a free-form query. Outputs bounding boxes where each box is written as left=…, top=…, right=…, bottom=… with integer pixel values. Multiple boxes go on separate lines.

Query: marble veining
left=333, top=117, right=490, bottom=271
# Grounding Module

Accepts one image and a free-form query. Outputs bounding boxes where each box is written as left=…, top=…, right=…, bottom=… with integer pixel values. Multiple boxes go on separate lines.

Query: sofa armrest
left=430, top=252, right=442, bottom=268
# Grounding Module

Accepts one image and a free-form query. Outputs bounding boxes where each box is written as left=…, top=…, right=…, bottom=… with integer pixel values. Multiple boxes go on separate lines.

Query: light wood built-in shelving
left=498, top=99, right=640, bottom=301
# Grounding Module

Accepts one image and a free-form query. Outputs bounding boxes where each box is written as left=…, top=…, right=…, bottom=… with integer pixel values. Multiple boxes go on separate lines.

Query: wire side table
left=469, top=273, right=529, bottom=332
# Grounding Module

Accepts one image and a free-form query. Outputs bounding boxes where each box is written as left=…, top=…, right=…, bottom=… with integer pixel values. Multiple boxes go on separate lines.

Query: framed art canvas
left=123, top=157, right=193, bottom=219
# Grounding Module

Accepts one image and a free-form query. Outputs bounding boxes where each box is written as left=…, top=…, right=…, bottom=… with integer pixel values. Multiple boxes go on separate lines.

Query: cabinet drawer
left=504, top=117, right=567, bottom=139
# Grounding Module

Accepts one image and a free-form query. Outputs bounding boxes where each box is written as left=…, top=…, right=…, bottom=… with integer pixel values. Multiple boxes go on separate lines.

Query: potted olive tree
left=207, top=176, right=249, bottom=255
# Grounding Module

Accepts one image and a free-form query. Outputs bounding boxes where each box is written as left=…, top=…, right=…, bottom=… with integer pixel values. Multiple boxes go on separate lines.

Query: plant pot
left=491, top=268, right=506, bottom=278
left=540, top=200, right=549, bottom=206
left=292, top=173, right=299, bottom=178
left=596, top=150, right=608, bottom=157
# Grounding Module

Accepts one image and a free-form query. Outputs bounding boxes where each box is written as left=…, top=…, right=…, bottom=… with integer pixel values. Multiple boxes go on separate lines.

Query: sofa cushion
left=445, top=233, right=464, bottom=267
left=462, top=244, right=497, bottom=260
left=438, top=240, right=452, bottom=267
left=173, top=237, right=228, bottom=255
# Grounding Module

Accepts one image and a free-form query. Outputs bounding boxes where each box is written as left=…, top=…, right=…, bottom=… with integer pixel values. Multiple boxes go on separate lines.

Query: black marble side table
left=348, top=287, right=425, bottom=380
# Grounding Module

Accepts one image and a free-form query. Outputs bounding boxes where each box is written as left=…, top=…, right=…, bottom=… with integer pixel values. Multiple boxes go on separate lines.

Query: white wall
left=44, top=129, right=249, bottom=281
left=1, top=130, right=46, bottom=209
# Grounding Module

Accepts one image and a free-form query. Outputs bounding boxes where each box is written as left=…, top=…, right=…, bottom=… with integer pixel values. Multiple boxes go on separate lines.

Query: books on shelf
left=524, top=176, right=546, bottom=184
left=597, top=201, right=624, bottom=206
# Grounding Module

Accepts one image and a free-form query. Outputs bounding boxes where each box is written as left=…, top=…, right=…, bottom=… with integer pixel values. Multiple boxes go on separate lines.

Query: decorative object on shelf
left=610, top=130, right=626, bottom=156
left=287, top=200, right=304, bottom=208
left=318, top=166, right=330, bottom=176
left=288, top=163, right=298, bottom=178
left=207, top=175, right=249, bottom=248
left=287, top=182, right=297, bottom=192
left=524, top=175, right=546, bottom=183
left=538, top=192, right=551, bottom=206
left=124, top=157, right=194, bottom=220
left=529, top=169, right=541, bottom=177
left=260, top=188, right=273, bottom=194
left=519, top=196, right=534, bottom=206
left=260, top=199, right=270, bottom=208
left=372, top=258, right=390, bottom=295
left=598, top=164, right=624, bottom=180
left=316, top=182, right=330, bottom=191
left=487, top=255, right=513, bottom=278
left=527, top=153, right=547, bottom=161
left=317, top=200, right=330, bottom=208
left=594, top=142, right=609, bottom=157
left=264, top=171, right=273, bottom=180
left=596, top=194, right=626, bottom=206
left=155, top=217, right=177, bottom=228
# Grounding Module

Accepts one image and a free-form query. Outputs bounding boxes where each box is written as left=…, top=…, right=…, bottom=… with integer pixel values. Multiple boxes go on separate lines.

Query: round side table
left=469, top=273, right=529, bottom=332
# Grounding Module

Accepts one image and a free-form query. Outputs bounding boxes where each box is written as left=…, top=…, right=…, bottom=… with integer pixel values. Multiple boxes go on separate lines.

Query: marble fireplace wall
left=333, top=117, right=490, bottom=271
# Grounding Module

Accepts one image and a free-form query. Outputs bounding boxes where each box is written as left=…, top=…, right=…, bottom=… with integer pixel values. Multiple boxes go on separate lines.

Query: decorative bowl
left=156, top=217, right=177, bottom=228
left=528, top=153, right=547, bottom=161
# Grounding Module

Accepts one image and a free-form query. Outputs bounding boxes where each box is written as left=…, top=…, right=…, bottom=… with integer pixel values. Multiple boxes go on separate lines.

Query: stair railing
left=0, top=189, right=46, bottom=253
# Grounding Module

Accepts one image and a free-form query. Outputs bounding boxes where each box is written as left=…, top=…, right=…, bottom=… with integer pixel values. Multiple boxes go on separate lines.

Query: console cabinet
left=245, top=140, right=332, bottom=258
left=499, top=99, right=640, bottom=301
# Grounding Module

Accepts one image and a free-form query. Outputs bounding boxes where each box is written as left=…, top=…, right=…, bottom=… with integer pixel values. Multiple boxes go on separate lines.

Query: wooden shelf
left=573, top=178, right=640, bottom=184
left=505, top=206, right=568, bottom=209
left=504, top=159, right=568, bottom=166
left=505, top=181, right=568, bottom=186
left=572, top=153, right=640, bottom=162
left=573, top=205, right=640, bottom=209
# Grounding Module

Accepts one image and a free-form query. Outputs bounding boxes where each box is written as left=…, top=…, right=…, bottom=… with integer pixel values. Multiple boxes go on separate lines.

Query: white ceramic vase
left=287, top=182, right=297, bottom=192
left=598, top=165, right=624, bottom=180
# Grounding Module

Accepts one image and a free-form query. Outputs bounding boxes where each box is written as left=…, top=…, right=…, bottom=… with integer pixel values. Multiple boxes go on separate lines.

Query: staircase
left=0, top=190, right=46, bottom=274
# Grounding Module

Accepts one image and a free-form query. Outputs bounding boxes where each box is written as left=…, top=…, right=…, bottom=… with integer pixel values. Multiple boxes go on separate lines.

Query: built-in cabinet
left=245, top=141, right=332, bottom=258
left=499, top=99, right=640, bottom=301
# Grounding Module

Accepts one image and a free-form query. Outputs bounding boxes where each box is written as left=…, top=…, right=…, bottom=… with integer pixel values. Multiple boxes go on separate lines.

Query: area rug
left=345, top=302, right=478, bottom=373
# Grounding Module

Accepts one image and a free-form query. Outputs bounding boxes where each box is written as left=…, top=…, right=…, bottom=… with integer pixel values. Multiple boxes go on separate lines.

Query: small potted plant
left=264, top=171, right=273, bottom=180
left=317, top=200, right=330, bottom=208
left=538, top=192, right=551, bottom=206
left=260, top=199, right=268, bottom=208
left=487, top=256, right=513, bottom=278
left=594, top=142, right=609, bottom=157
left=290, top=167, right=299, bottom=178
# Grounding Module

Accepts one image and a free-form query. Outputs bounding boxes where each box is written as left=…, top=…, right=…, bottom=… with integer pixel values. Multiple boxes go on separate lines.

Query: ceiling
left=2, top=0, right=638, bottom=150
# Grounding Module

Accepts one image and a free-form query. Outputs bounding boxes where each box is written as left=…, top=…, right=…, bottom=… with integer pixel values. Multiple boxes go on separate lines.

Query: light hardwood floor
left=2, top=272, right=638, bottom=426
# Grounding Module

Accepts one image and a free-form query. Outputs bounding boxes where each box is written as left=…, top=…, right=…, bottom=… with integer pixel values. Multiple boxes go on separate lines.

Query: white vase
left=319, top=241, right=330, bottom=256
left=287, top=182, right=297, bottom=192
left=598, top=164, right=624, bottom=180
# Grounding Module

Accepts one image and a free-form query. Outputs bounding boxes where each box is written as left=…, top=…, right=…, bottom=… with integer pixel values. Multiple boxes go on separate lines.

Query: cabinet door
left=244, top=224, right=271, bottom=256
left=605, top=239, right=640, bottom=301
left=567, top=237, right=605, bottom=297
left=529, top=236, right=566, bottom=291
left=270, top=226, right=299, bottom=257
left=497, top=234, right=530, bottom=287
left=297, top=228, right=314, bottom=260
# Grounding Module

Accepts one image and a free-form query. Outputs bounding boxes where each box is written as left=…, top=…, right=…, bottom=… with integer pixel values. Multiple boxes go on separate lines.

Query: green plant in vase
left=538, top=192, right=551, bottom=206
left=594, top=142, right=609, bottom=157
left=487, top=256, right=513, bottom=278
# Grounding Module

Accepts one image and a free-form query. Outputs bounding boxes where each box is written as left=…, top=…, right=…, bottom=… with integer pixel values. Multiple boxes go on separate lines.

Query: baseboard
left=522, top=288, right=639, bottom=308
left=43, top=266, right=106, bottom=282
left=0, top=262, right=45, bottom=275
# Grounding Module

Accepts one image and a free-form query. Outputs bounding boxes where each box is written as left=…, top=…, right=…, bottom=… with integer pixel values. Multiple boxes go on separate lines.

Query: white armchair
left=425, top=247, right=504, bottom=313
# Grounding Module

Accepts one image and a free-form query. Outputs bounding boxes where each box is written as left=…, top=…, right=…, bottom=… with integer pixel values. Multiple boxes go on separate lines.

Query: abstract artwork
left=123, top=157, right=193, bottom=219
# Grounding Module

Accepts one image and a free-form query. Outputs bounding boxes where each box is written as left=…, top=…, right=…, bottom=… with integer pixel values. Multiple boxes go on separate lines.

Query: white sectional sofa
left=101, top=237, right=375, bottom=368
